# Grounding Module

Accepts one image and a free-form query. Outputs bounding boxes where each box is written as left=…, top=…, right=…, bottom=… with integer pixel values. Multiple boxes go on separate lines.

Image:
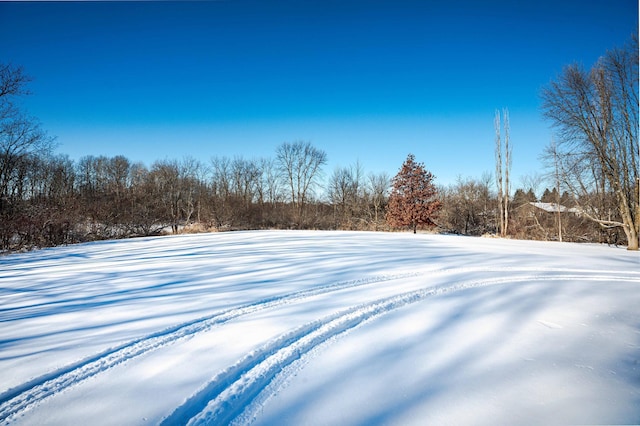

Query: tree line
left=0, top=139, right=399, bottom=251
left=1, top=35, right=637, bottom=252
left=0, top=142, right=627, bottom=252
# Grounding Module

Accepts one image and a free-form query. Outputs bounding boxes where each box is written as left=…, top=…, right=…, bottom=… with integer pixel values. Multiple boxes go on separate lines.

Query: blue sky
left=1, top=0, right=637, bottom=189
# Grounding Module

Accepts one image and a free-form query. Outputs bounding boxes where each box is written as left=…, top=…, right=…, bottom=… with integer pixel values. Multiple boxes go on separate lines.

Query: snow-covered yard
left=1, top=230, right=638, bottom=425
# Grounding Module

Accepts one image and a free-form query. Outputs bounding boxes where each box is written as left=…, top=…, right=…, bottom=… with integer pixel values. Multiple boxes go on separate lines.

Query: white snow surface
left=0, top=230, right=638, bottom=425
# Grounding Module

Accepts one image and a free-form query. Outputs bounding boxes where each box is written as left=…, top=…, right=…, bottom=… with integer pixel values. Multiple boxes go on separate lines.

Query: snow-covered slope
left=1, top=231, right=638, bottom=425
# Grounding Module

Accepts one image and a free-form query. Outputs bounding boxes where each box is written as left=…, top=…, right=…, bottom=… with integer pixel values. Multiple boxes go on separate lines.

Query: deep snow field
left=0, top=230, right=638, bottom=425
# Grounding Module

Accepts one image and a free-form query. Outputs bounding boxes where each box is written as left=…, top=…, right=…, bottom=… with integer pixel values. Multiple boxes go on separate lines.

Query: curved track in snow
left=0, top=272, right=420, bottom=422
left=165, top=272, right=638, bottom=425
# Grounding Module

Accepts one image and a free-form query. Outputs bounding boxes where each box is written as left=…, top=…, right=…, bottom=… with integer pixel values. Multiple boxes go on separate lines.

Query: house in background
left=513, top=201, right=588, bottom=243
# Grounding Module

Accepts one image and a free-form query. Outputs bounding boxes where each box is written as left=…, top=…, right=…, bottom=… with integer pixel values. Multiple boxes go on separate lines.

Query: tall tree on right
left=541, top=36, right=639, bottom=250
left=386, top=154, right=441, bottom=234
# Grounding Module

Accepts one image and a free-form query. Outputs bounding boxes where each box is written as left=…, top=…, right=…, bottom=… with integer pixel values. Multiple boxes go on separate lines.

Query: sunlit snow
left=1, top=231, right=638, bottom=425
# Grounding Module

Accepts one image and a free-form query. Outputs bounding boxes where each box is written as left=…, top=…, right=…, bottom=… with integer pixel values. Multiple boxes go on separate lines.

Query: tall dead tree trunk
left=551, top=138, right=563, bottom=242
left=495, top=111, right=504, bottom=236
left=503, top=108, right=511, bottom=236
left=495, top=109, right=512, bottom=237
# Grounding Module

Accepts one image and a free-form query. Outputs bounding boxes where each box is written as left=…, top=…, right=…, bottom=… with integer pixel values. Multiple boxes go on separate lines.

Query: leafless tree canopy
left=276, top=141, right=327, bottom=227
left=439, top=175, right=493, bottom=236
left=0, top=64, right=57, bottom=250
left=541, top=35, right=639, bottom=250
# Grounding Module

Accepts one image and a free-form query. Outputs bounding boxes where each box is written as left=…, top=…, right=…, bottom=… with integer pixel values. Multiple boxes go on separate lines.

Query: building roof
left=529, top=202, right=580, bottom=214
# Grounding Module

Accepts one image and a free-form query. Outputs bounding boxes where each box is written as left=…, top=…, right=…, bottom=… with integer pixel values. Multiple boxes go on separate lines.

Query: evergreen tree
left=513, top=188, right=538, bottom=207
left=541, top=188, right=559, bottom=204
left=386, top=154, right=441, bottom=234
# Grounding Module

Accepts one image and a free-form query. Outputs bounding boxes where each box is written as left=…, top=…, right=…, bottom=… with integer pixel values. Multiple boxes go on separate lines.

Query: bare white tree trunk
left=503, top=108, right=511, bottom=237
left=551, top=138, right=563, bottom=242
left=494, top=111, right=504, bottom=236
left=495, top=109, right=512, bottom=237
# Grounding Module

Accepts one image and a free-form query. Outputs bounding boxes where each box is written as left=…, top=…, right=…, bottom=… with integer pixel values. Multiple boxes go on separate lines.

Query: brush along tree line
left=1, top=37, right=637, bottom=251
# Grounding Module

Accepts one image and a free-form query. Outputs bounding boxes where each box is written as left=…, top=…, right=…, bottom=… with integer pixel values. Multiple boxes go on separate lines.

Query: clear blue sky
left=1, top=0, right=637, bottom=189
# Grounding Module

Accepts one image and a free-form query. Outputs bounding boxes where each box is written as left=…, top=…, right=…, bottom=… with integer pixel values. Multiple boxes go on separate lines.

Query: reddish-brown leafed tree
left=386, top=154, right=441, bottom=234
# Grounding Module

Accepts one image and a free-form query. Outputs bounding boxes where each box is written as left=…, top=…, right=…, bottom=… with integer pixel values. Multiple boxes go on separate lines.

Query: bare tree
left=0, top=113, right=54, bottom=202
left=276, top=141, right=327, bottom=226
left=494, top=108, right=512, bottom=237
left=328, top=166, right=353, bottom=226
left=231, top=156, right=261, bottom=209
left=106, top=155, right=131, bottom=200
left=0, top=64, right=55, bottom=250
left=368, top=172, right=390, bottom=229
left=546, top=138, right=563, bottom=242
left=210, top=156, right=233, bottom=228
left=327, top=162, right=365, bottom=228
left=541, top=36, right=639, bottom=250
left=504, top=109, right=511, bottom=236
left=519, top=172, right=543, bottom=199
left=0, top=64, right=49, bottom=194
left=440, top=176, right=494, bottom=236
left=127, top=163, right=166, bottom=237
left=184, top=157, right=210, bottom=224
left=150, top=160, right=183, bottom=233
left=259, top=157, right=282, bottom=206
left=178, top=157, right=205, bottom=227
left=0, top=64, right=31, bottom=121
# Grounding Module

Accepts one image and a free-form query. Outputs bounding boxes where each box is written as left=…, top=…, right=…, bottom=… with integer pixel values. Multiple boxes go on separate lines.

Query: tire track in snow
left=163, top=273, right=640, bottom=426
left=0, top=272, right=422, bottom=422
